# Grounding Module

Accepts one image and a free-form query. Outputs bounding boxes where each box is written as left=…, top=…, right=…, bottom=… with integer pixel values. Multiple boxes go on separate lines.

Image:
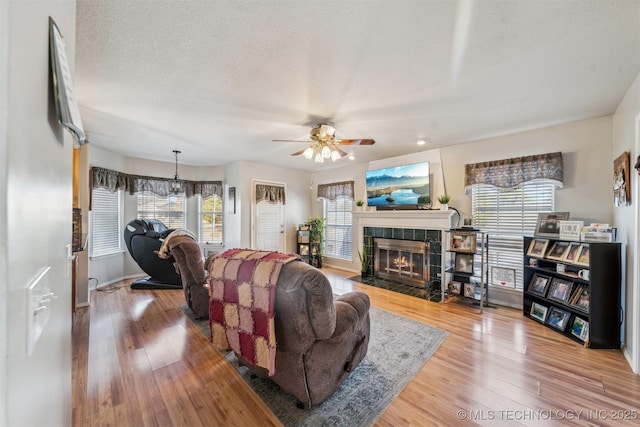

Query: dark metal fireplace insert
left=373, top=238, right=430, bottom=287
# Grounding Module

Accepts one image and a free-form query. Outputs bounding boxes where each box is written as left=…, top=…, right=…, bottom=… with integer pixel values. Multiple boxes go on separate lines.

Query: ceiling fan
left=273, top=123, right=375, bottom=163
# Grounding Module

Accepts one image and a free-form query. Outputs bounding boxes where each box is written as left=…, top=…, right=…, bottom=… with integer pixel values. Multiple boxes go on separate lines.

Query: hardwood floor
left=73, top=268, right=640, bottom=426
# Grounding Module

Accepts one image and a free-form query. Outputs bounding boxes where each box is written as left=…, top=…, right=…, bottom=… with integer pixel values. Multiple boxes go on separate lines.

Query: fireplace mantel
left=353, top=209, right=454, bottom=230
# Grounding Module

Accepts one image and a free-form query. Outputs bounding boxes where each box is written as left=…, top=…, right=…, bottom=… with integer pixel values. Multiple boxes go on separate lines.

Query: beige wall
left=85, top=150, right=311, bottom=288
left=612, top=70, right=640, bottom=374
left=442, top=116, right=614, bottom=224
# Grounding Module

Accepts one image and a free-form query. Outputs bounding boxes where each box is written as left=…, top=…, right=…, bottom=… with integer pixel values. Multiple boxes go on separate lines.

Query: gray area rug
left=180, top=305, right=448, bottom=427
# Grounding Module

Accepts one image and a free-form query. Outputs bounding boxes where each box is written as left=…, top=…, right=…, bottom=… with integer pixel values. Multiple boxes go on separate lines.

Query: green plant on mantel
left=438, top=195, right=451, bottom=204
left=356, top=200, right=364, bottom=207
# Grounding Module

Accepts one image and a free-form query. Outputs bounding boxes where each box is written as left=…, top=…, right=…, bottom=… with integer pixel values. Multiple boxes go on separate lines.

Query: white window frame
left=90, top=187, right=123, bottom=258
left=198, top=194, right=224, bottom=244
left=136, top=191, right=186, bottom=230
left=323, top=197, right=353, bottom=261
left=472, top=179, right=556, bottom=291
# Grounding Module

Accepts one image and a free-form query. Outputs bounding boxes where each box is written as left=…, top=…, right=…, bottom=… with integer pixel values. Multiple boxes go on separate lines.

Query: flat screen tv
left=365, top=162, right=431, bottom=209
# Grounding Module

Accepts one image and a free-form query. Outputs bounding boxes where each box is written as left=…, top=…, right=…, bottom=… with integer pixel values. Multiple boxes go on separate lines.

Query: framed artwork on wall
left=613, top=151, right=631, bottom=207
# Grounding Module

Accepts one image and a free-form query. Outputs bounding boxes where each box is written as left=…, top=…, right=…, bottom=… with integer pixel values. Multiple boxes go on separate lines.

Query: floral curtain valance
left=90, top=166, right=223, bottom=198
left=255, top=184, right=286, bottom=204
left=464, top=152, right=563, bottom=191
left=317, top=180, right=354, bottom=201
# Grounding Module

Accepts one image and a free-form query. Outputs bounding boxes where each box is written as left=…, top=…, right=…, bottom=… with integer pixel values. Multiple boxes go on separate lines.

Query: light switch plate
left=26, top=266, right=53, bottom=357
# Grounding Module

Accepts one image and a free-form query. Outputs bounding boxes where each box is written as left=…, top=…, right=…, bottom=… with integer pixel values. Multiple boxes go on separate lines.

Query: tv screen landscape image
left=365, top=162, right=430, bottom=207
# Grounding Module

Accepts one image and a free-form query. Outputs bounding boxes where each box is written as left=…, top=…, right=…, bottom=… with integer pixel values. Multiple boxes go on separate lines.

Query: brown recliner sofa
left=163, top=234, right=210, bottom=319
left=234, top=260, right=371, bottom=408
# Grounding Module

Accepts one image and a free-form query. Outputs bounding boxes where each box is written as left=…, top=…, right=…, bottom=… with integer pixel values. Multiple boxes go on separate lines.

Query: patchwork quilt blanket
left=208, top=249, right=299, bottom=376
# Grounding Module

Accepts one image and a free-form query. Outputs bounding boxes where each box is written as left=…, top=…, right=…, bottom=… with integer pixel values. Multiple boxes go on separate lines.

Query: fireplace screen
left=374, top=238, right=429, bottom=286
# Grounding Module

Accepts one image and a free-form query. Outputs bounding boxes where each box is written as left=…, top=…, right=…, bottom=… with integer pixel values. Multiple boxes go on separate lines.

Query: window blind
left=256, top=200, right=283, bottom=251
left=324, top=198, right=353, bottom=260
left=137, top=191, right=186, bottom=230
left=472, top=179, right=556, bottom=290
left=90, top=188, right=122, bottom=257
left=199, top=195, right=223, bottom=244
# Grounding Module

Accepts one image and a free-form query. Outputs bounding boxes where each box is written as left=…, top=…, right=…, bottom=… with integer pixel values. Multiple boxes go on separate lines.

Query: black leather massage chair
left=123, top=218, right=182, bottom=289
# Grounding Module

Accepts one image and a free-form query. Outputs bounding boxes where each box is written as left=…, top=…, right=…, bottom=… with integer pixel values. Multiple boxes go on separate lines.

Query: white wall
left=2, top=1, right=75, bottom=425
left=0, top=0, right=8, bottom=421
left=612, top=71, right=640, bottom=374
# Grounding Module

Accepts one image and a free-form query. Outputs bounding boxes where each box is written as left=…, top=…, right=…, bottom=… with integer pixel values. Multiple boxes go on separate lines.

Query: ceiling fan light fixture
left=314, top=152, right=324, bottom=163
left=330, top=149, right=341, bottom=161
left=303, top=146, right=314, bottom=159
left=321, top=144, right=331, bottom=158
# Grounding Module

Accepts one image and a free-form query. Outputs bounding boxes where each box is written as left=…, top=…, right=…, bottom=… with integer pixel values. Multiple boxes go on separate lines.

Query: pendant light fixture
left=170, top=149, right=182, bottom=193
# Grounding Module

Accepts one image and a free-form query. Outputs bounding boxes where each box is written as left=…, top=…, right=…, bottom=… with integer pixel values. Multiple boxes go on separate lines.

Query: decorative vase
left=441, top=204, right=449, bottom=211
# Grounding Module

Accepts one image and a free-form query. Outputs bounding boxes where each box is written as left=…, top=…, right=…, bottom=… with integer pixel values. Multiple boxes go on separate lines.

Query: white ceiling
left=75, top=0, right=640, bottom=171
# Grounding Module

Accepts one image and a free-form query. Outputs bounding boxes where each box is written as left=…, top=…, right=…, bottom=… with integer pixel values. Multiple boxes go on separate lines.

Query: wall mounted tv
left=365, top=162, right=431, bottom=209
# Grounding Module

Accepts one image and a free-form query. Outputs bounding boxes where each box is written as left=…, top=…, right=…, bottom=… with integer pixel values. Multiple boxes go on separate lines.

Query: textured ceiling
left=75, top=0, right=640, bottom=171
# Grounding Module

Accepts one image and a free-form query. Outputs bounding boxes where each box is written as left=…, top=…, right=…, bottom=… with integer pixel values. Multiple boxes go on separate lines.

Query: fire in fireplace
left=374, top=238, right=430, bottom=286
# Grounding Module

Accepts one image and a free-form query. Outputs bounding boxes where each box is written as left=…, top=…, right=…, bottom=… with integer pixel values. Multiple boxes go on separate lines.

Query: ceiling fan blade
left=290, top=148, right=308, bottom=156
left=335, top=138, right=376, bottom=145
left=272, top=139, right=313, bottom=143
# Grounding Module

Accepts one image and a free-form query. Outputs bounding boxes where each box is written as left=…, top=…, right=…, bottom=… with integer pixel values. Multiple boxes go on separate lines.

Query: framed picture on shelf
left=546, top=241, right=571, bottom=261
left=547, top=277, right=574, bottom=304
left=559, top=220, right=583, bottom=241
left=527, top=273, right=552, bottom=296
left=574, top=243, right=590, bottom=267
left=449, top=281, right=462, bottom=295
left=562, top=242, right=582, bottom=263
left=526, top=239, right=549, bottom=258
left=463, top=283, right=475, bottom=298
left=298, top=244, right=309, bottom=256
left=530, top=302, right=548, bottom=323
left=534, top=212, right=570, bottom=238
left=491, top=266, right=516, bottom=289
left=454, top=253, right=474, bottom=274
left=546, top=306, right=571, bottom=331
left=570, top=317, right=589, bottom=341
left=569, top=286, right=590, bottom=312
left=450, top=231, right=476, bottom=254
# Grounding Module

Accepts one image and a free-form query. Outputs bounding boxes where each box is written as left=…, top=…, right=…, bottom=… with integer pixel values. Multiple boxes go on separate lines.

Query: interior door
left=252, top=182, right=285, bottom=252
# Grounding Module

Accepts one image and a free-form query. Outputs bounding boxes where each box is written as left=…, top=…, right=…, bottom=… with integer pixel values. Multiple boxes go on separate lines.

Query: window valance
left=90, top=166, right=223, bottom=198
left=255, top=184, right=286, bottom=204
left=464, top=152, right=563, bottom=191
left=317, top=180, right=354, bottom=201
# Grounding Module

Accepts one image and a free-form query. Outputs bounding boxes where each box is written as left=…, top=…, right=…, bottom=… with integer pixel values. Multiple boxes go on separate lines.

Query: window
left=199, top=195, right=223, bottom=244
left=324, top=198, right=353, bottom=260
left=137, top=191, right=186, bottom=230
left=91, top=187, right=123, bottom=257
left=472, top=179, right=556, bottom=290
